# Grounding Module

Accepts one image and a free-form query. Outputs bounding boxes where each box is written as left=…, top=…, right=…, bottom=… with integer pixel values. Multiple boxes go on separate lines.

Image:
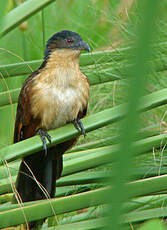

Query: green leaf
left=125, top=209, right=167, bottom=225
left=0, top=1, right=8, bottom=33
left=107, top=1, right=163, bottom=229
left=0, top=188, right=108, bottom=228
left=138, top=219, right=166, bottom=230
left=0, top=48, right=128, bottom=77
left=1, top=84, right=167, bottom=164
left=0, top=0, right=57, bottom=37
left=47, top=217, right=108, bottom=230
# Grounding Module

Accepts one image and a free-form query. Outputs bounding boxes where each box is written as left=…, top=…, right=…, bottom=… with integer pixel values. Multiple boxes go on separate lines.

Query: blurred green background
left=1, top=0, right=167, bottom=149
left=0, top=0, right=116, bottom=64
left=1, top=1, right=167, bottom=229
left=0, top=0, right=121, bottom=146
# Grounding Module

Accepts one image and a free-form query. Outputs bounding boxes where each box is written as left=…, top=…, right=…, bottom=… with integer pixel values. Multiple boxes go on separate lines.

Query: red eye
left=66, top=39, right=72, bottom=44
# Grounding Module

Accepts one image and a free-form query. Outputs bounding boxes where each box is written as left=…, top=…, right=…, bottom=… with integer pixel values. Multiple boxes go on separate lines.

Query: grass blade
left=0, top=187, right=108, bottom=228
left=107, top=1, right=162, bottom=229
left=0, top=0, right=57, bottom=37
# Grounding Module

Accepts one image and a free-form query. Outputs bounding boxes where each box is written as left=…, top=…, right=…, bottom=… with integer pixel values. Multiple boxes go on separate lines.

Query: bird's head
left=44, top=30, right=90, bottom=59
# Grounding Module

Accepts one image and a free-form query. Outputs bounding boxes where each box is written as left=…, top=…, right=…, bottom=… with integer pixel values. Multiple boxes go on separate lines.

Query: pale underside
left=30, top=49, right=89, bottom=130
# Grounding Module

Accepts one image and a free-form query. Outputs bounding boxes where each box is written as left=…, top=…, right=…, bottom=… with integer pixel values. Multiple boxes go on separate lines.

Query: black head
left=45, top=30, right=90, bottom=58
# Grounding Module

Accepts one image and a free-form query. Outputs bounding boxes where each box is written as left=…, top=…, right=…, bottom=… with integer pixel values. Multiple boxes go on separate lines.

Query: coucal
left=14, top=30, right=90, bottom=229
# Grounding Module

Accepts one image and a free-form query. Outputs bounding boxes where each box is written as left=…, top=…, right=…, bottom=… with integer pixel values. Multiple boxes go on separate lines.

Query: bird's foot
left=36, top=129, right=52, bottom=155
left=73, top=119, right=86, bottom=137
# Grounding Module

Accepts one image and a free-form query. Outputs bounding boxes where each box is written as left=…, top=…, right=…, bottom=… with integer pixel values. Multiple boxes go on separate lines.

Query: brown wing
left=14, top=71, right=40, bottom=143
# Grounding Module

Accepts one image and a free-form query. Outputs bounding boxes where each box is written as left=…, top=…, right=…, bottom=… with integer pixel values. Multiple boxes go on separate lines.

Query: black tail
left=15, top=148, right=63, bottom=229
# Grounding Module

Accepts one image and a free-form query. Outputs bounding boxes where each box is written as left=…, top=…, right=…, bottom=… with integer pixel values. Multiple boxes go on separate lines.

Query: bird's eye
left=66, top=39, right=73, bottom=44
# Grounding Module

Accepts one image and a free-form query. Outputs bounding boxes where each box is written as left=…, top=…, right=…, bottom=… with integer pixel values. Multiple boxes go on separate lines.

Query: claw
left=73, top=119, right=86, bottom=137
left=73, top=119, right=80, bottom=131
left=36, top=129, right=52, bottom=155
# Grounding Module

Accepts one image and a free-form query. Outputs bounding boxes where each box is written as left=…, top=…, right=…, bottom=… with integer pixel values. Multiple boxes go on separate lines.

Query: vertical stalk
left=106, top=1, right=162, bottom=229
left=41, top=9, right=45, bottom=52
left=0, top=1, right=8, bottom=38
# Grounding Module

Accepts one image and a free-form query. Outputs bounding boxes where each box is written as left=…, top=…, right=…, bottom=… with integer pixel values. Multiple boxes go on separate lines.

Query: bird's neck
left=35, top=49, right=83, bottom=89
left=42, top=49, right=81, bottom=71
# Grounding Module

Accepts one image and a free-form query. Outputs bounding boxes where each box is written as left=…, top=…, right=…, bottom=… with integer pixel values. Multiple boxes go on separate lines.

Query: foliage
left=1, top=0, right=167, bottom=229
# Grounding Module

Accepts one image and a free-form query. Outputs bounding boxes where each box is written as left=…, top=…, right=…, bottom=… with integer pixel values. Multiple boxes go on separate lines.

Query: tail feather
left=14, top=148, right=63, bottom=229
left=16, top=152, right=45, bottom=202
left=14, top=139, right=76, bottom=229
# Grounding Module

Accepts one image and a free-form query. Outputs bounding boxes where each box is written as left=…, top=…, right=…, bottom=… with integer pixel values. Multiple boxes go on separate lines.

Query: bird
left=13, top=30, right=90, bottom=229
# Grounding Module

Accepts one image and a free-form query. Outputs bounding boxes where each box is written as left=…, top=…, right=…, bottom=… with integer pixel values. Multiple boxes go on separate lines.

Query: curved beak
left=79, top=41, right=91, bottom=52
